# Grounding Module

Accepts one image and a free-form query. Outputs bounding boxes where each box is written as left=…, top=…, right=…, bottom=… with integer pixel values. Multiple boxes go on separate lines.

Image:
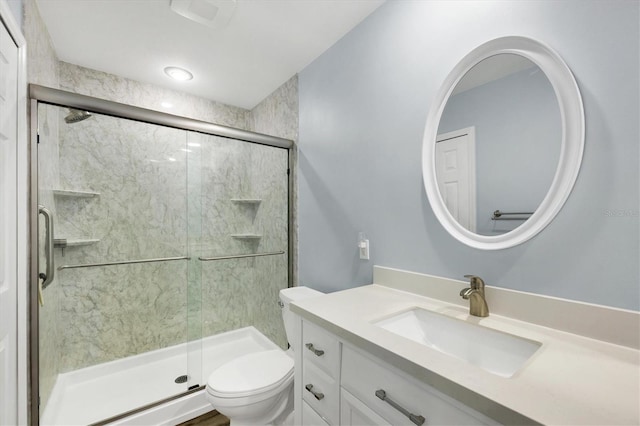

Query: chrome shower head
left=64, top=109, right=92, bottom=124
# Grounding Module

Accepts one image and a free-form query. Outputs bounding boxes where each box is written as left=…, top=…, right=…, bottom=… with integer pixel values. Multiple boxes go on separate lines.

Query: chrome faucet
left=460, top=275, right=489, bottom=317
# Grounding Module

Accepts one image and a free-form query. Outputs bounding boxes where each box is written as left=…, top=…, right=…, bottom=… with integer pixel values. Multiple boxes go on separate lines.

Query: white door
left=435, top=127, right=476, bottom=232
left=0, top=15, right=19, bottom=426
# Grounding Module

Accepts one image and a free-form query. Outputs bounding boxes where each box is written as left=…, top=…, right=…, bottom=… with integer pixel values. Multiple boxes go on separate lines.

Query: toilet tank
left=280, top=286, right=323, bottom=350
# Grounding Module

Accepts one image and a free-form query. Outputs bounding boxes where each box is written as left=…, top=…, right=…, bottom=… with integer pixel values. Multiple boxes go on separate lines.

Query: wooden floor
left=177, top=410, right=230, bottom=426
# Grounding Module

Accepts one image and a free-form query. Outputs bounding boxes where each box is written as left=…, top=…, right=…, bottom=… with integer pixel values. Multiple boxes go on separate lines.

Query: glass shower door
left=187, top=132, right=290, bottom=386
left=36, top=103, right=192, bottom=425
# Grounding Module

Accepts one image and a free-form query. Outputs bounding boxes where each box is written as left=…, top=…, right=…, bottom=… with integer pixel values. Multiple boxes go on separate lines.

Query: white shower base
left=41, top=327, right=280, bottom=426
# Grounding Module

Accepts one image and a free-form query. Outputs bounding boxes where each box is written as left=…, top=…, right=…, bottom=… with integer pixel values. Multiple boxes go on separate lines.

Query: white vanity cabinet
left=297, top=318, right=497, bottom=426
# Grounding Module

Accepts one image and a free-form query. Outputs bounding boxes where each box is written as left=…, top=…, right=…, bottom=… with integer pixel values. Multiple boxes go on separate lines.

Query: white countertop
left=291, top=284, right=640, bottom=425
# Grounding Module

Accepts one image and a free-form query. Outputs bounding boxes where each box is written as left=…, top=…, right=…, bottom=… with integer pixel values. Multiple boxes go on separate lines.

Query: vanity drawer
left=341, top=388, right=391, bottom=426
left=341, top=345, right=495, bottom=426
left=302, top=320, right=340, bottom=378
left=302, top=358, right=339, bottom=424
left=302, top=401, right=331, bottom=426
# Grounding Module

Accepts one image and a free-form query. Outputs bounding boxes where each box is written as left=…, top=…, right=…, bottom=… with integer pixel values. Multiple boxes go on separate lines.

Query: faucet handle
left=464, top=274, right=485, bottom=289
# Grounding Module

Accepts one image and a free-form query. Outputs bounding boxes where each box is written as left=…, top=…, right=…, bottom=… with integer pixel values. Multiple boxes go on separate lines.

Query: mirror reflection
left=436, top=54, right=561, bottom=235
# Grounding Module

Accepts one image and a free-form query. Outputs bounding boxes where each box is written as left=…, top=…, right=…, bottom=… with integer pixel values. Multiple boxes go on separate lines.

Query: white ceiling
left=36, top=0, right=385, bottom=109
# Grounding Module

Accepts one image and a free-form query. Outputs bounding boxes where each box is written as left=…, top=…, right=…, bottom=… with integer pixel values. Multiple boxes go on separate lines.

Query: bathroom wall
left=249, top=75, right=299, bottom=285
left=24, top=0, right=56, bottom=87
left=298, top=0, right=639, bottom=310
left=438, top=67, right=561, bottom=235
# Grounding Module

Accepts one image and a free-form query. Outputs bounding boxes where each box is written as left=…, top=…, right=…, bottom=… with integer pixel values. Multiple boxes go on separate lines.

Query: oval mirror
left=422, top=37, right=584, bottom=250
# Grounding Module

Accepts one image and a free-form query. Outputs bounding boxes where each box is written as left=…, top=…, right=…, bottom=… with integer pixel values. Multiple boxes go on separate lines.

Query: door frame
left=0, top=1, right=28, bottom=424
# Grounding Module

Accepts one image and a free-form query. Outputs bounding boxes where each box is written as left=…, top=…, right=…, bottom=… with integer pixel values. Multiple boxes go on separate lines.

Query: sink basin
left=373, top=308, right=541, bottom=377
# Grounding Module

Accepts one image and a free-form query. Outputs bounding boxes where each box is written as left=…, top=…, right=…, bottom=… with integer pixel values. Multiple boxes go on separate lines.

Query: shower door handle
left=38, top=205, right=55, bottom=289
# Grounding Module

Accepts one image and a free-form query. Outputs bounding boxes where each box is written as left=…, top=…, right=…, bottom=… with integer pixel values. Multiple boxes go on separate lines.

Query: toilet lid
left=207, top=350, right=294, bottom=398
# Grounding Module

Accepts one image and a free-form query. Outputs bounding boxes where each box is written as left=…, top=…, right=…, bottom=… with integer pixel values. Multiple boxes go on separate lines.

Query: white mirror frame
left=422, top=36, right=584, bottom=250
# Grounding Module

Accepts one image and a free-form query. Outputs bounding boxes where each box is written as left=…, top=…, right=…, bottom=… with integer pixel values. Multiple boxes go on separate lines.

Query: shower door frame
left=28, top=84, right=295, bottom=426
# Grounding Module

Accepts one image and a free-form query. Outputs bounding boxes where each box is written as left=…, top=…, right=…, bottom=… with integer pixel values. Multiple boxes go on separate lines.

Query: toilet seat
left=206, top=349, right=294, bottom=399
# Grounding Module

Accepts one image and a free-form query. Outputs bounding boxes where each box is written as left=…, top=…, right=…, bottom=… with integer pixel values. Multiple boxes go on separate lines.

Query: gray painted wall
left=298, top=0, right=639, bottom=310
left=438, top=66, right=561, bottom=235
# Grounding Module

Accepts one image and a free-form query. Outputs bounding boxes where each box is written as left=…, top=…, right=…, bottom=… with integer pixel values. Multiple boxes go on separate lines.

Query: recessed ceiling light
left=164, top=66, right=193, bottom=81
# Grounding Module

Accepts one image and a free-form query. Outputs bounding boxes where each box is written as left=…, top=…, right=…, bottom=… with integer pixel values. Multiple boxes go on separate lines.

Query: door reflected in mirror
left=436, top=54, right=561, bottom=236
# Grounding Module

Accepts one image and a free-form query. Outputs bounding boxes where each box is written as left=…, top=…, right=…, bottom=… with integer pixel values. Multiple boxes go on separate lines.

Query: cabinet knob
left=305, top=342, right=325, bottom=356
left=305, top=383, right=325, bottom=400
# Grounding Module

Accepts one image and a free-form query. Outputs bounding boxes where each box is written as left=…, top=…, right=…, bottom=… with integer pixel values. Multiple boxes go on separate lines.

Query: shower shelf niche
left=53, top=189, right=100, bottom=198
left=231, top=200, right=262, bottom=240
left=231, top=234, right=262, bottom=240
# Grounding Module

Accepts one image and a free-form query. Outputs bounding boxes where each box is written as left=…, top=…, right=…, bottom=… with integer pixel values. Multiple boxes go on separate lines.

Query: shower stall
left=29, top=85, right=293, bottom=425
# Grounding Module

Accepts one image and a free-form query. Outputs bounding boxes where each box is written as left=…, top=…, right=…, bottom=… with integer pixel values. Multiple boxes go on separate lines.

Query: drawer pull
left=305, top=343, right=325, bottom=356
left=375, top=389, right=425, bottom=426
left=305, top=384, right=325, bottom=400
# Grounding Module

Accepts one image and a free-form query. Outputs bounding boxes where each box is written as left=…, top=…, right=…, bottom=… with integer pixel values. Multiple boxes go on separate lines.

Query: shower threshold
left=40, top=327, right=280, bottom=426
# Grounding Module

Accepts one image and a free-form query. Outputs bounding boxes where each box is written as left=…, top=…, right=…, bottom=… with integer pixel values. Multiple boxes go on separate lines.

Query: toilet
left=205, top=286, right=323, bottom=425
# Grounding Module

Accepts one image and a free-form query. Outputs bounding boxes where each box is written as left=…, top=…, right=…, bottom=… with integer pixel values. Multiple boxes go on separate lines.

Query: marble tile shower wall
left=57, top=64, right=295, bottom=356
left=249, top=75, right=299, bottom=287
left=53, top=111, right=288, bottom=372
left=56, top=112, right=189, bottom=371
left=191, top=134, right=289, bottom=349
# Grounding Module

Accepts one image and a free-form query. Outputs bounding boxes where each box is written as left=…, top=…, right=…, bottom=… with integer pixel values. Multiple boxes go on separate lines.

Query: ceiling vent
left=170, top=0, right=237, bottom=29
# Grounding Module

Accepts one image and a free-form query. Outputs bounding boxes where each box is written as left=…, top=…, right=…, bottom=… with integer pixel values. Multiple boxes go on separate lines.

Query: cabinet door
left=341, top=389, right=391, bottom=426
